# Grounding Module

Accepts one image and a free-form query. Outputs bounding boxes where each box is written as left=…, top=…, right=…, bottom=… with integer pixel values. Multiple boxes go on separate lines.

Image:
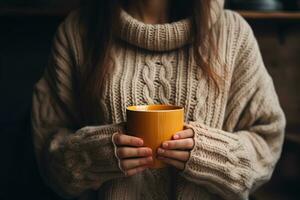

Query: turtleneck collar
left=114, top=0, right=224, bottom=52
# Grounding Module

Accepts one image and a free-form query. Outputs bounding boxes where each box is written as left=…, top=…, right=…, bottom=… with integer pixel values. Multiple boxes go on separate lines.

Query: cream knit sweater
left=31, top=0, right=286, bottom=199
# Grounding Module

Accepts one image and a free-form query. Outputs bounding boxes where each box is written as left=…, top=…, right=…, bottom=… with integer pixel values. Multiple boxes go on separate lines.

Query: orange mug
left=126, top=104, right=184, bottom=168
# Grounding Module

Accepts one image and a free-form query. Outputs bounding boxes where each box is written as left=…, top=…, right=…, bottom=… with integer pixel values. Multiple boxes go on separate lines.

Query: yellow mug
left=126, top=104, right=184, bottom=168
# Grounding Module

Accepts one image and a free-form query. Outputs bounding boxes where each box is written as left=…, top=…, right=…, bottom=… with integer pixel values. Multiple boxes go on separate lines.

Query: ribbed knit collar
left=115, top=0, right=224, bottom=52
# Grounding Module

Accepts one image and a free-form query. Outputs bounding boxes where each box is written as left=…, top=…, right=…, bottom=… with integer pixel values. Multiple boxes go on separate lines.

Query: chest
left=100, top=43, right=228, bottom=128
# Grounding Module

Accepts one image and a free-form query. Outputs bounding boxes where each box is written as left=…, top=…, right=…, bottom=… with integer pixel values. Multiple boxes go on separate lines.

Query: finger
left=117, top=147, right=152, bottom=159
left=113, top=133, right=144, bottom=147
left=125, top=165, right=148, bottom=177
left=157, top=148, right=190, bottom=162
left=120, top=156, right=153, bottom=170
left=173, top=129, right=194, bottom=140
left=162, top=138, right=194, bottom=150
left=157, top=156, right=185, bottom=170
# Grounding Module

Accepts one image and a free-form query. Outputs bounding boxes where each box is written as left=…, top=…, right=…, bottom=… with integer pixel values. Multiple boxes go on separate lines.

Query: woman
left=31, top=0, right=286, bottom=199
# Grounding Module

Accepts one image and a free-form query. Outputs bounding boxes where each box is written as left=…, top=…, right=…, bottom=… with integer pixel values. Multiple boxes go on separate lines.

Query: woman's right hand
left=113, top=132, right=153, bottom=176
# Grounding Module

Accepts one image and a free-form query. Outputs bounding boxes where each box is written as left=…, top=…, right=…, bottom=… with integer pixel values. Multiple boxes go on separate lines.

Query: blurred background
left=0, top=0, right=299, bottom=200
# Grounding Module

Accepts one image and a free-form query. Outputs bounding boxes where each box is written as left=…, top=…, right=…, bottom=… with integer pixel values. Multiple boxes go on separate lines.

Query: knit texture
left=31, top=0, right=286, bottom=199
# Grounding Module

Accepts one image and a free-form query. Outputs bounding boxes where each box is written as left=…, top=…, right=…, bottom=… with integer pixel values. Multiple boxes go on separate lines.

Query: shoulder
left=52, top=9, right=83, bottom=66
left=221, top=10, right=259, bottom=57
left=213, top=10, right=266, bottom=83
left=214, top=10, right=259, bottom=66
left=57, top=9, right=81, bottom=37
left=215, top=9, right=255, bottom=42
left=54, top=9, right=82, bottom=46
left=222, top=10, right=248, bottom=23
left=219, top=11, right=269, bottom=84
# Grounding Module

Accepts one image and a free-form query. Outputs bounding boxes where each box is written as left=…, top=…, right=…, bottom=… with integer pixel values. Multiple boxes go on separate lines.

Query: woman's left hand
left=157, top=128, right=195, bottom=170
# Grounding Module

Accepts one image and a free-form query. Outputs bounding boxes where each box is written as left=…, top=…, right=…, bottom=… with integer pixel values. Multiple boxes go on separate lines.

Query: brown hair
left=78, top=0, right=220, bottom=125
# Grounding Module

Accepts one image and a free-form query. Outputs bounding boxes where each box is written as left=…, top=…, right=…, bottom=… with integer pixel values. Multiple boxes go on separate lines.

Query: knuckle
left=164, top=149, right=171, bottom=156
left=184, top=152, right=190, bottom=160
left=189, top=129, right=194, bottom=136
left=117, top=148, right=126, bottom=158
left=190, top=139, right=195, bottom=147
left=116, top=148, right=122, bottom=157
left=129, top=137, right=136, bottom=145
left=138, top=158, right=144, bottom=166
left=137, top=148, right=144, bottom=156
left=130, top=169, right=137, bottom=176
left=126, top=169, right=134, bottom=177
left=125, top=170, right=130, bottom=177
left=168, top=141, right=174, bottom=148
left=120, top=161, right=127, bottom=170
left=186, top=139, right=193, bottom=147
left=187, top=152, right=191, bottom=159
left=115, top=134, right=122, bottom=144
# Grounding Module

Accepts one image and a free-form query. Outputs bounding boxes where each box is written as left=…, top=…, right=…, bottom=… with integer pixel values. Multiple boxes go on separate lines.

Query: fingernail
left=138, top=140, right=144, bottom=146
left=143, top=149, right=149, bottom=155
left=173, top=134, right=179, bottom=139
left=163, top=142, right=168, bottom=148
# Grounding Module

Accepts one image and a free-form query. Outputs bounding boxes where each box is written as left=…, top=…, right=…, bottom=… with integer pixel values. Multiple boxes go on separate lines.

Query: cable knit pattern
left=193, top=63, right=209, bottom=123
left=31, top=0, right=285, bottom=199
left=158, top=54, right=173, bottom=104
left=142, top=55, right=156, bottom=104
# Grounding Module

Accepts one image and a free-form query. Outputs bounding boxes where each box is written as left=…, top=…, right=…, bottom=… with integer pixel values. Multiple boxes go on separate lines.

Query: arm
left=179, top=15, right=286, bottom=199
left=31, top=14, right=125, bottom=199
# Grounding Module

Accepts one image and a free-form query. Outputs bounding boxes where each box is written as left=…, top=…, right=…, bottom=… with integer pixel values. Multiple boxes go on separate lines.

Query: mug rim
left=126, top=104, right=184, bottom=112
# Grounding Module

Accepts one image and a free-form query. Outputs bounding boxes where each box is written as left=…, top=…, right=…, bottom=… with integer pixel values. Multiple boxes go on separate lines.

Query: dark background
left=0, top=15, right=66, bottom=200
left=0, top=1, right=300, bottom=200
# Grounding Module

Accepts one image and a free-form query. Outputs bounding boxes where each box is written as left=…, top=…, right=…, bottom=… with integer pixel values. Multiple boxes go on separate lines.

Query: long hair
left=78, top=0, right=220, bottom=125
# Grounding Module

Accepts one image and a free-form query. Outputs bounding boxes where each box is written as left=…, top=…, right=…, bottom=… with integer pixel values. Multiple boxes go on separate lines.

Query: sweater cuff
left=68, top=123, right=126, bottom=173
left=111, top=132, right=126, bottom=174
left=180, top=121, right=253, bottom=199
left=51, top=123, right=127, bottom=194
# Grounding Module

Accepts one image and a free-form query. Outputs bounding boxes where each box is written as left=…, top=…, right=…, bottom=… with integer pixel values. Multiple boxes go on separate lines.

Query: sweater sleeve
left=179, top=13, right=286, bottom=200
left=31, top=14, right=125, bottom=199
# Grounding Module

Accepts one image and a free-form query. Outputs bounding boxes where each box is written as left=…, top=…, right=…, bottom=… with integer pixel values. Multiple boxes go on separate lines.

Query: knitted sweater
left=31, top=0, right=286, bottom=199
